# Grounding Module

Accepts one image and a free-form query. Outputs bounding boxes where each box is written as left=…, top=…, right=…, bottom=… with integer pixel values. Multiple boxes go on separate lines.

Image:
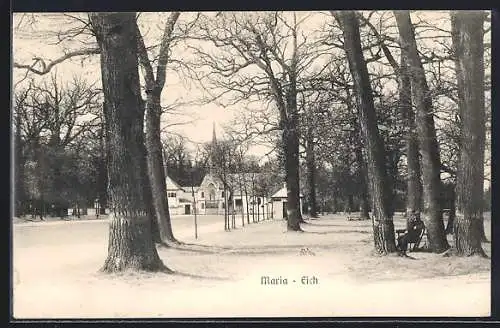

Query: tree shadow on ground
left=301, top=229, right=371, bottom=235
left=170, top=270, right=230, bottom=281
left=165, top=243, right=341, bottom=255
left=170, top=241, right=232, bottom=249
left=303, top=223, right=348, bottom=227
left=159, top=243, right=230, bottom=254
left=218, top=243, right=340, bottom=255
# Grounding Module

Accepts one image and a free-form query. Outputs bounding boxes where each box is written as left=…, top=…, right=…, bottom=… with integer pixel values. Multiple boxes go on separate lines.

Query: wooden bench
left=396, top=225, right=426, bottom=252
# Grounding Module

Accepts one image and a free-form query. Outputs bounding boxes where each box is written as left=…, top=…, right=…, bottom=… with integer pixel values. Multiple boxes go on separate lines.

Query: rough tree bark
left=450, top=12, right=488, bottom=243
left=136, top=13, right=180, bottom=244
left=334, top=11, right=396, bottom=253
left=360, top=14, right=423, bottom=228
left=253, top=13, right=303, bottom=230
left=354, top=144, right=370, bottom=220
left=90, top=12, right=167, bottom=272
left=399, top=55, right=423, bottom=228
left=283, top=112, right=304, bottom=230
left=283, top=42, right=306, bottom=228
left=394, top=11, right=449, bottom=253
left=451, top=11, right=488, bottom=257
left=144, top=93, right=177, bottom=244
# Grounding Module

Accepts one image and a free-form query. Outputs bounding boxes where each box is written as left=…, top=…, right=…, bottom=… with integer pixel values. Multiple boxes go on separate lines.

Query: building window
left=222, top=191, right=225, bottom=198
left=208, top=183, right=215, bottom=200
left=201, top=192, right=204, bottom=198
left=168, top=192, right=176, bottom=198
left=201, top=203, right=205, bottom=209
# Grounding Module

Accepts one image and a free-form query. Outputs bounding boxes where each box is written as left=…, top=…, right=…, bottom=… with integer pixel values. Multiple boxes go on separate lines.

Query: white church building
left=163, top=122, right=304, bottom=219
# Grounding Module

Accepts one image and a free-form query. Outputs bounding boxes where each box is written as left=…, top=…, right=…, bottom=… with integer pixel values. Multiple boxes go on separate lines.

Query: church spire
left=210, top=121, right=217, bottom=174
left=212, top=121, right=217, bottom=146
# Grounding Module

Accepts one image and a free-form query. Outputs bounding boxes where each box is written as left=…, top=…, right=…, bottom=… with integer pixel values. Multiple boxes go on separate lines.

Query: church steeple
left=210, top=121, right=217, bottom=174
left=212, top=121, right=217, bottom=146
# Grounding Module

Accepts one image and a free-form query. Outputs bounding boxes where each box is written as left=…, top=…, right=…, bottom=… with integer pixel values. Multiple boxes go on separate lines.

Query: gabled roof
left=166, top=175, right=183, bottom=191
left=271, top=185, right=304, bottom=199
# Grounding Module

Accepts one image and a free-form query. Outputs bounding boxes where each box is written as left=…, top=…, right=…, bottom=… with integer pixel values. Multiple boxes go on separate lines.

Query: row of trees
left=198, top=11, right=490, bottom=255
left=333, top=11, right=489, bottom=255
left=13, top=10, right=490, bottom=273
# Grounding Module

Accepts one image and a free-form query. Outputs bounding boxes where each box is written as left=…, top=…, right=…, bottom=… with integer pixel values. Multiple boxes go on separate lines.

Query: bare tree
left=358, top=12, right=423, bottom=227
left=205, top=138, right=239, bottom=231
left=394, top=11, right=449, bottom=253
left=333, top=11, right=397, bottom=254
left=297, top=90, right=325, bottom=219
left=451, top=11, right=488, bottom=257
left=89, top=12, right=167, bottom=272
left=136, top=12, right=181, bottom=245
left=186, top=12, right=331, bottom=231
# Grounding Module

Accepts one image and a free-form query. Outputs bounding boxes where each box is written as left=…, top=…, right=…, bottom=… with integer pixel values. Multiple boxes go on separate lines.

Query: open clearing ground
left=12, top=214, right=491, bottom=318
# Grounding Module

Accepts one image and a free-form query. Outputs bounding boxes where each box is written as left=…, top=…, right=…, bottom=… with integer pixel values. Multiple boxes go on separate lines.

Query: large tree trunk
left=136, top=12, right=180, bottom=245
left=283, top=115, right=303, bottom=231
left=451, top=11, right=487, bottom=257
left=282, top=14, right=304, bottom=230
left=336, top=11, right=396, bottom=253
left=394, top=11, right=449, bottom=253
left=386, top=151, right=400, bottom=218
left=90, top=12, right=167, bottom=272
left=399, top=54, right=423, bottom=228
left=305, top=129, right=318, bottom=218
left=145, top=95, right=177, bottom=244
left=450, top=14, right=488, bottom=244
left=450, top=12, right=488, bottom=245
left=355, top=145, right=370, bottom=220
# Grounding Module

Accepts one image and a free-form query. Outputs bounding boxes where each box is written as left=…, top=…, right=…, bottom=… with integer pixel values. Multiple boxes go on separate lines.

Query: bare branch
left=155, top=12, right=181, bottom=90
left=14, top=48, right=100, bottom=75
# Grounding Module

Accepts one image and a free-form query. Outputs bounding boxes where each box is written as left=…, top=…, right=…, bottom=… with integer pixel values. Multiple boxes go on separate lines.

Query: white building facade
left=270, top=184, right=304, bottom=220
left=165, top=173, right=283, bottom=219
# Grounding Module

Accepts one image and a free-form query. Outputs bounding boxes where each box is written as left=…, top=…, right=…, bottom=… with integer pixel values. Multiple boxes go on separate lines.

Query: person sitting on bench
left=397, top=212, right=425, bottom=255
